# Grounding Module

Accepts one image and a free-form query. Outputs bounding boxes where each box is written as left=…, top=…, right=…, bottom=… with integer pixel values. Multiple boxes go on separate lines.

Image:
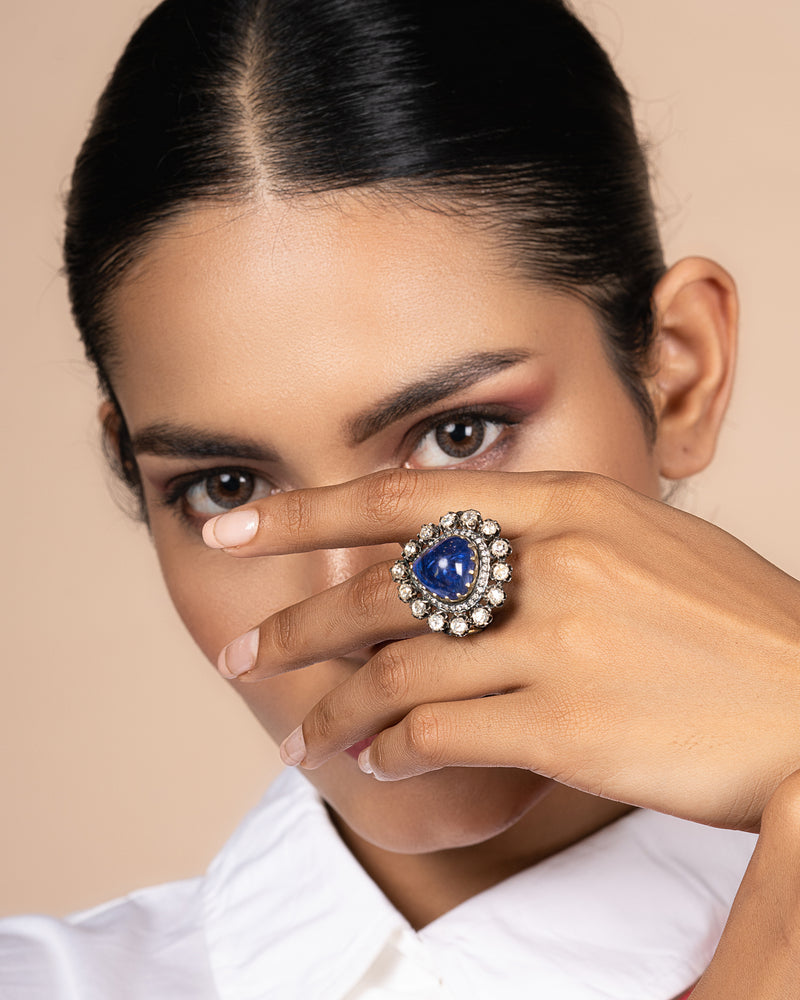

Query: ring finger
left=282, top=632, right=526, bottom=769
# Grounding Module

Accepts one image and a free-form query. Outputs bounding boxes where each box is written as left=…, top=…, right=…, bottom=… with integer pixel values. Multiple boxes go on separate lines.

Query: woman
left=1, top=0, right=799, bottom=996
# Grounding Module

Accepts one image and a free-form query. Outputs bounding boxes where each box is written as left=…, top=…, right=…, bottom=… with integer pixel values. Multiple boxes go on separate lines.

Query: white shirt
left=0, top=767, right=756, bottom=999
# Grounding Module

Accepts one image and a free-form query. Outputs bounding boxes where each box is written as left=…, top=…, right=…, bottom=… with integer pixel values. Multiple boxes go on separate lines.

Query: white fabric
left=0, top=767, right=756, bottom=999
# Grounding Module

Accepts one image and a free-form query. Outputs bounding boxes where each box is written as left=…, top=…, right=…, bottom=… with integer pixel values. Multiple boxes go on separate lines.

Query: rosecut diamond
left=460, top=509, right=481, bottom=529
left=487, top=585, right=506, bottom=607
left=412, top=535, right=477, bottom=602
left=490, top=539, right=510, bottom=558
left=471, top=607, right=492, bottom=627
left=450, top=617, right=470, bottom=636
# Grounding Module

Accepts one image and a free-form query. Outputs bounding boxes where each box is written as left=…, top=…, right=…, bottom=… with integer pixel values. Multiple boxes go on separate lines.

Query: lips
left=345, top=734, right=376, bottom=761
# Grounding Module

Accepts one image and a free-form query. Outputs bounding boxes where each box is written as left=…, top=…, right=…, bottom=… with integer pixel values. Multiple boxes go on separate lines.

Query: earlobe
left=649, top=257, right=738, bottom=480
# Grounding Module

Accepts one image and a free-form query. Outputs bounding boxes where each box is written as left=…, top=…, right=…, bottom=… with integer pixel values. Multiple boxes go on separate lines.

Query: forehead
left=108, top=192, right=595, bottom=429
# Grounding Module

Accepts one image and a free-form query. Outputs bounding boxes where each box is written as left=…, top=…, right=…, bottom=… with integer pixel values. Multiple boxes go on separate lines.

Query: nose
left=311, top=543, right=400, bottom=667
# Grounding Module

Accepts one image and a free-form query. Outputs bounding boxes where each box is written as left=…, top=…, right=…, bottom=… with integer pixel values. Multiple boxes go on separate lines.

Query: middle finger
left=217, top=559, right=426, bottom=681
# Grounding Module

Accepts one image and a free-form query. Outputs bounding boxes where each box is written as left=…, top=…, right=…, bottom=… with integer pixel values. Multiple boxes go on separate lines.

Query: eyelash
left=160, top=470, right=277, bottom=529
left=405, top=405, right=520, bottom=467
left=160, top=406, right=521, bottom=528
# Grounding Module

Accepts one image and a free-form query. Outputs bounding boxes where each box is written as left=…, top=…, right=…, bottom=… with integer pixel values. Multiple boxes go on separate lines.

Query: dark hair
left=65, top=0, right=665, bottom=511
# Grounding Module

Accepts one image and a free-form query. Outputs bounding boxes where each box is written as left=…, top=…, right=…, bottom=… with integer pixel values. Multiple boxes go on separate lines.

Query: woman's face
left=109, top=192, right=663, bottom=852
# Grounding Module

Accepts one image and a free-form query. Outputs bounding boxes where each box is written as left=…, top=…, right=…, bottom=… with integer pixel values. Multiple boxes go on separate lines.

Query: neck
left=329, top=785, right=632, bottom=930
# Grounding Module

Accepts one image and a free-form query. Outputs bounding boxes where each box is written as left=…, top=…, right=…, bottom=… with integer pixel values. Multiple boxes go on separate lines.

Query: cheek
left=582, top=417, right=658, bottom=494
left=146, top=514, right=332, bottom=741
left=528, top=373, right=660, bottom=496
left=148, top=518, right=304, bottom=662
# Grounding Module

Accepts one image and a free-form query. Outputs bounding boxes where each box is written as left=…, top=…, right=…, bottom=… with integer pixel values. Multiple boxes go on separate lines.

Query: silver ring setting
left=392, top=510, right=512, bottom=636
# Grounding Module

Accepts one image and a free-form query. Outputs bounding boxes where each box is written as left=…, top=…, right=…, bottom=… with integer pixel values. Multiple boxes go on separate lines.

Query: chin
left=320, top=760, right=553, bottom=853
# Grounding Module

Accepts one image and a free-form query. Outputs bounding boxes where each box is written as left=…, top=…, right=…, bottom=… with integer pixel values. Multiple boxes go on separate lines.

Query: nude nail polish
left=280, top=726, right=306, bottom=767
left=217, top=628, right=259, bottom=679
left=203, top=509, right=259, bottom=549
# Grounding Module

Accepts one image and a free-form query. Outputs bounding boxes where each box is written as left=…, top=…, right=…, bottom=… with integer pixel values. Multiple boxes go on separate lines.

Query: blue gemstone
left=412, top=536, right=477, bottom=602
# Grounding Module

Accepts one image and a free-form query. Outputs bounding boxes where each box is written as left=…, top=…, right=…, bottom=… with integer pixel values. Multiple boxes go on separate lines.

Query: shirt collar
left=203, top=768, right=409, bottom=999
left=202, top=768, right=755, bottom=1000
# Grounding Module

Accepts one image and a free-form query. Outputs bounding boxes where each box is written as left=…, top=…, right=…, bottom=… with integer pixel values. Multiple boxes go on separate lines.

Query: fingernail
left=358, top=747, right=374, bottom=775
left=280, top=726, right=306, bottom=767
left=217, top=628, right=260, bottom=679
left=203, top=509, right=259, bottom=549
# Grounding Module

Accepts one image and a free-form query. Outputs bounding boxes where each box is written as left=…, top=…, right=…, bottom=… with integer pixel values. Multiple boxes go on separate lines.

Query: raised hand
left=203, top=468, right=800, bottom=832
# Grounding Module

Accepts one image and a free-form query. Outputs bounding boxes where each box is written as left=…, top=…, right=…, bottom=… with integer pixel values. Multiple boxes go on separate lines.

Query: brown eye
left=183, top=470, right=272, bottom=517
left=412, top=416, right=505, bottom=468
left=206, top=471, right=256, bottom=507
left=435, top=419, right=485, bottom=458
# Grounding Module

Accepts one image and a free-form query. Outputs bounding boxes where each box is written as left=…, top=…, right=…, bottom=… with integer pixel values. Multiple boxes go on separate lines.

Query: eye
left=411, top=415, right=506, bottom=468
left=180, top=469, right=274, bottom=518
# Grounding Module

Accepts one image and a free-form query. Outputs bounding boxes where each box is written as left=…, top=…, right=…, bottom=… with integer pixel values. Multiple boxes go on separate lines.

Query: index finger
left=201, top=467, right=593, bottom=556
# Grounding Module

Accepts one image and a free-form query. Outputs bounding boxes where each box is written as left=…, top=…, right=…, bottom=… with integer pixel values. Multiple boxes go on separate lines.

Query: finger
left=217, top=560, right=427, bottom=681
left=359, top=691, right=536, bottom=781
left=201, top=467, right=595, bottom=556
left=288, top=633, right=524, bottom=768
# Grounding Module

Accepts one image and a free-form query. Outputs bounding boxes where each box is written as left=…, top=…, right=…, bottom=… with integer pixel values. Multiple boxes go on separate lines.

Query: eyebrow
left=345, top=348, right=534, bottom=445
left=131, top=348, right=534, bottom=460
left=131, top=425, right=281, bottom=462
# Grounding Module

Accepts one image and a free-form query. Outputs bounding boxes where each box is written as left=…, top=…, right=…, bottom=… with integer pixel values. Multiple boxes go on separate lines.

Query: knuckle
left=267, top=607, right=298, bottom=663
left=370, top=646, right=412, bottom=704
left=537, top=528, right=616, bottom=586
left=358, top=468, right=421, bottom=529
left=369, top=737, right=391, bottom=777
left=309, top=694, right=338, bottom=744
left=535, top=530, right=585, bottom=578
left=349, top=564, right=392, bottom=622
left=404, top=706, right=447, bottom=767
left=279, top=488, right=316, bottom=537
left=545, top=609, right=589, bottom=657
left=541, top=471, right=621, bottom=524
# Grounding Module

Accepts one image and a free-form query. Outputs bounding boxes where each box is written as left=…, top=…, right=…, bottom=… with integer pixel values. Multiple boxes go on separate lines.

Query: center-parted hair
left=65, top=0, right=665, bottom=507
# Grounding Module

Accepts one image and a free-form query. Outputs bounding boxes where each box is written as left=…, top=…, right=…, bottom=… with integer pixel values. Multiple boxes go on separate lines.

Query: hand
left=203, top=468, right=800, bottom=832
left=689, top=770, right=800, bottom=998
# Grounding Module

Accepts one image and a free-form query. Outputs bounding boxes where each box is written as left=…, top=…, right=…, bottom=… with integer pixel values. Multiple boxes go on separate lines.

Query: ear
left=649, top=257, right=738, bottom=479
left=98, top=399, right=121, bottom=460
left=97, top=399, right=138, bottom=485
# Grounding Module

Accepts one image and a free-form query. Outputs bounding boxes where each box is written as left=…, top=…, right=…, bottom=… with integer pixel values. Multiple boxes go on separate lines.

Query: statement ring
left=391, top=510, right=513, bottom=636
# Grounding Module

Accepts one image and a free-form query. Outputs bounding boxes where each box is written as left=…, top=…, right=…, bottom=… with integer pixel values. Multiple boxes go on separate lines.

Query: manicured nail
left=358, top=747, right=374, bottom=775
left=217, top=628, right=259, bottom=679
left=202, top=509, right=259, bottom=549
left=280, top=726, right=306, bottom=767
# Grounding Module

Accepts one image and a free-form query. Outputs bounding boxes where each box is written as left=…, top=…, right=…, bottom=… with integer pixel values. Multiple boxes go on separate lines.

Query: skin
left=106, top=190, right=800, bottom=938
left=690, top=771, right=800, bottom=999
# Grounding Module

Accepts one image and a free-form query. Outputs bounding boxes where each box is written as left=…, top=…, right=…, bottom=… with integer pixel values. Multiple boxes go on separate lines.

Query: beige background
left=1, top=0, right=798, bottom=917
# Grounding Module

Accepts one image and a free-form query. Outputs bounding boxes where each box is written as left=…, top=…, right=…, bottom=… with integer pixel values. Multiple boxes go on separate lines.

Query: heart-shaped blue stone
left=412, top=535, right=477, bottom=602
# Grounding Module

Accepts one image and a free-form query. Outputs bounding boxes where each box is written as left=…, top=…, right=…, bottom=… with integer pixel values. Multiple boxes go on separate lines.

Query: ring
left=391, top=510, right=512, bottom=636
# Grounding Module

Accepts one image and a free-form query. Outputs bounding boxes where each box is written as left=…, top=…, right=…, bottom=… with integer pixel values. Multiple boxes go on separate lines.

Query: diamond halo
left=392, top=511, right=513, bottom=636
